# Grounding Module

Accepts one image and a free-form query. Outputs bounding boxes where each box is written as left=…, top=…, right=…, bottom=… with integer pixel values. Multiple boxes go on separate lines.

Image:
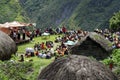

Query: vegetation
left=103, top=49, right=120, bottom=75
left=0, top=35, right=59, bottom=80
left=1, top=0, right=120, bottom=30
left=20, top=0, right=120, bottom=31
left=0, top=61, right=33, bottom=80
left=0, top=56, right=54, bottom=80
left=109, top=11, right=120, bottom=31
left=0, top=34, right=120, bottom=79
left=0, top=0, right=29, bottom=23
left=1, top=0, right=120, bottom=79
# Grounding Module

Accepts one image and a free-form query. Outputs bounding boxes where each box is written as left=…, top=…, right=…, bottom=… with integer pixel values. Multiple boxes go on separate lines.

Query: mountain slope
left=20, top=0, right=80, bottom=29
left=67, top=0, right=120, bottom=30
left=0, top=0, right=29, bottom=23
left=20, top=0, right=120, bottom=31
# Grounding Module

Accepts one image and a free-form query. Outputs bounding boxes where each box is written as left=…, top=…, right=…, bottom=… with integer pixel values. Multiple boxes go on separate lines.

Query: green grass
left=24, top=57, right=54, bottom=80
left=17, top=35, right=59, bottom=53
left=16, top=34, right=120, bottom=79
left=16, top=35, right=61, bottom=80
left=1, top=34, right=120, bottom=79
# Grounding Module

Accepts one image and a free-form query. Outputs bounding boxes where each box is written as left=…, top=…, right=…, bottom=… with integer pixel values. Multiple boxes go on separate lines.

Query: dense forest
left=19, top=0, right=120, bottom=31
left=0, top=0, right=120, bottom=30
left=0, top=0, right=29, bottom=23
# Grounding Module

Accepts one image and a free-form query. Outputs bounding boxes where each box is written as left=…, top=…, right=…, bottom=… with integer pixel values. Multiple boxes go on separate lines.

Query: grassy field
left=17, top=34, right=60, bottom=53
left=0, top=34, right=120, bottom=79
left=16, top=34, right=61, bottom=80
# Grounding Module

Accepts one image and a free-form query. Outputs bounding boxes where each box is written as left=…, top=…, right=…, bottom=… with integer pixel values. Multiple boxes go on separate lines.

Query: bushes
left=109, top=11, right=120, bottom=31
left=102, top=49, right=120, bottom=75
left=103, top=49, right=120, bottom=64
left=0, top=61, right=33, bottom=80
left=112, top=49, right=120, bottom=65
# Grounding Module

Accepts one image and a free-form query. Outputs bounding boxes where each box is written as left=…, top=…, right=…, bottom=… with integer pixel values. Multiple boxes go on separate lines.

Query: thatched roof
left=74, top=32, right=113, bottom=51
left=38, top=55, right=118, bottom=80
left=69, top=32, right=113, bottom=60
left=0, top=21, right=31, bottom=28
left=0, top=31, right=17, bottom=60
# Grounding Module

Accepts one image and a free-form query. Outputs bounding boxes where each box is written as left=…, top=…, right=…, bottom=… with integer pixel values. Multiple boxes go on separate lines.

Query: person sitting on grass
left=18, top=55, right=24, bottom=62
left=46, top=51, right=51, bottom=59
left=38, top=51, right=47, bottom=59
left=41, top=42, right=46, bottom=49
left=38, top=51, right=43, bottom=58
left=54, top=48, right=64, bottom=59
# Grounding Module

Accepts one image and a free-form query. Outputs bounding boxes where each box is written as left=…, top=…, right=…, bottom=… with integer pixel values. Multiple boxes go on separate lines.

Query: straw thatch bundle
left=38, top=55, right=118, bottom=80
left=0, top=31, right=17, bottom=60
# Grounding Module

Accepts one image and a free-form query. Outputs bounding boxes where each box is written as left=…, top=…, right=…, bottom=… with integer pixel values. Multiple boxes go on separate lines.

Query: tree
left=109, top=11, right=120, bottom=31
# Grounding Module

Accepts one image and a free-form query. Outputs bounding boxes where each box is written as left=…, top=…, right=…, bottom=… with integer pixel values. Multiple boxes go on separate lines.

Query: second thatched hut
left=69, top=32, right=113, bottom=60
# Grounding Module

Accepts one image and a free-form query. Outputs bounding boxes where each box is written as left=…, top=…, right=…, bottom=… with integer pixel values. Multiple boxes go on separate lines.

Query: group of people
left=23, top=40, right=54, bottom=59
left=53, top=29, right=88, bottom=59
left=55, top=29, right=88, bottom=44
left=10, top=28, right=26, bottom=41
left=17, top=26, right=120, bottom=72
left=27, top=26, right=67, bottom=41
left=94, top=28, right=120, bottom=49
left=37, top=48, right=54, bottom=59
left=29, top=28, right=88, bottom=59
left=34, top=41, right=54, bottom=51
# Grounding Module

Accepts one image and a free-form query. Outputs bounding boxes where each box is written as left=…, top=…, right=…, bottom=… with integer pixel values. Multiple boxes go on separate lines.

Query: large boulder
left=0, top=31, right=17, bottom=60
left=38, top=55, right=118, bottom=80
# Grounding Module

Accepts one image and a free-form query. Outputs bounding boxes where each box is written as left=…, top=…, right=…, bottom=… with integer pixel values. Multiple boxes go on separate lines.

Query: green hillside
left=1, top=0, right=120, bottom=30
left=0, top=0, right=29, bottom=23
left=20, top=0, right=120, bottom=31
left=67, top=0, right=120, bottom=30
left=19, top=0, right=80, bottom=29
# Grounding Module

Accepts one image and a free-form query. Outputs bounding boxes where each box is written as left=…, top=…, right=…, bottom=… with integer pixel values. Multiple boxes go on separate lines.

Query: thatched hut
left=69, top=32, right=113, bottom=60
left=0, top=21, right=32, bottom=35
left=38, top=55, right=118, bottom=80
left=0, top=31, right=17, bottom=60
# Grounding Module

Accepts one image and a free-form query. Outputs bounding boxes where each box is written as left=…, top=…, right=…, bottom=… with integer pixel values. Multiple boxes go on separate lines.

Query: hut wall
left=71, top=38, right=109, bottom=60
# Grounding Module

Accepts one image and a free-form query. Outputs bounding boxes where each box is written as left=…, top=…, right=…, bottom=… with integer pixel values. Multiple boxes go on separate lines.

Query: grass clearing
left=16, top=34, right=61, bottom=80
left=17, top=34, right=59, bottom=53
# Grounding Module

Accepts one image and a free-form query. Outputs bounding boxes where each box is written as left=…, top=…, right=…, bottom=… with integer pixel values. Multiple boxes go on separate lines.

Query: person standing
left=22, top=29, right=26, bottom=40
left=18, top=55, right=24, bottom=62
left=109, top=57, right=114, bottom=70
left=17, top=29, right=21, bottom=40
left=13, top=31, right=17, bottom=41
left=62, top=26, right=66, bottom=34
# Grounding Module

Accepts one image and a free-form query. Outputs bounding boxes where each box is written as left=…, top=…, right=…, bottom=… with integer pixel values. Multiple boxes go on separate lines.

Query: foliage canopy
left=109, top=11, right=120, bottom=31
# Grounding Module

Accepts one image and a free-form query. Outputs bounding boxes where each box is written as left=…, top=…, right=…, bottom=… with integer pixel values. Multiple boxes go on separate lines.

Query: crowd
left=24, top=27, right=89, bottom=60
left=18, top=26, right=120, bottom=64
left=94, top=28, right=120, bottom=49
left=10, top=28, right=26, bottom=41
